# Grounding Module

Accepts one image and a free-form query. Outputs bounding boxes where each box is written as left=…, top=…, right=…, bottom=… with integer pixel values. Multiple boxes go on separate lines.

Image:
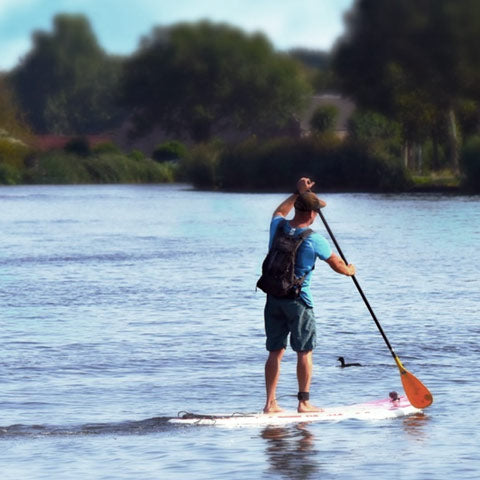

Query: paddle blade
left=400, top=369, right=433, bottom=409
left=393, top=355, right=433, bottom=408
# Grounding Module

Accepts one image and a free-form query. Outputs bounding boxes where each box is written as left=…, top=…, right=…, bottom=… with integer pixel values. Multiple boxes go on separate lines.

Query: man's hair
left=294, top=192, right=325, bottom=213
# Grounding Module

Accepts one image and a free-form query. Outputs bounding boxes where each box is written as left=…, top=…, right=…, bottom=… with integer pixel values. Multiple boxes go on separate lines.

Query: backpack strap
left=298, top=228, right=313, bottom=240
left=295, top=228, right=315, bottom=277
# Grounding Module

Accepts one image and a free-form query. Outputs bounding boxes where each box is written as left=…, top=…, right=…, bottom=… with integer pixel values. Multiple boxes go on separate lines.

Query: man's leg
left=264, top=348, right=285, bottom=413
left=297, top=350, right=323, bottom=413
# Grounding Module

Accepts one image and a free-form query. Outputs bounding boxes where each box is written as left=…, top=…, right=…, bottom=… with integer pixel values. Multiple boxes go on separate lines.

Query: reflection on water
left=401, top=413, right=431, bottom=442
left=262, top=424, right=319, bottom=480
left=261, top=413, right=432, bottom=479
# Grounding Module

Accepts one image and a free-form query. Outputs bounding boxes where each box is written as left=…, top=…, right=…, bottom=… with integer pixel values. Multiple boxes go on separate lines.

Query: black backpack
left=257, top=220, right=313, bottom=298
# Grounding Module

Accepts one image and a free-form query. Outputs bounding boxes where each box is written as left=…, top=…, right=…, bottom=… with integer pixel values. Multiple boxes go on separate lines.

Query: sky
left=0, top=0, right=354, bottom=71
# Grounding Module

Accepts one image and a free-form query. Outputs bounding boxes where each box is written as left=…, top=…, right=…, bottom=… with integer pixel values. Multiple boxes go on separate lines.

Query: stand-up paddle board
left=169, top=394, right=422, bottom=427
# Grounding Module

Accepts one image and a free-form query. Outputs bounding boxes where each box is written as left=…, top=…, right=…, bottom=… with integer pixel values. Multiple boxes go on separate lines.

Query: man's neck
left=289, top=215, right=312, bottom=229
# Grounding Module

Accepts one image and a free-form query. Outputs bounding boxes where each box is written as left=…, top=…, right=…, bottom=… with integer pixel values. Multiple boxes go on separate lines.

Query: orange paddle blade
left=395, top=356, right=433, bottom=409
left=400, top=370, right=433, bottom=408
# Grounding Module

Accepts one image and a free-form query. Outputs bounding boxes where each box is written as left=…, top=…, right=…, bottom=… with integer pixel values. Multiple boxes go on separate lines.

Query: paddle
left=317, top=208, right=433, bottom=409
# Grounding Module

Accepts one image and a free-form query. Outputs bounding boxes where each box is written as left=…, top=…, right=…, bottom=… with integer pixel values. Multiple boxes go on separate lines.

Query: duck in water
left=337, top=356, right=362, bottom=368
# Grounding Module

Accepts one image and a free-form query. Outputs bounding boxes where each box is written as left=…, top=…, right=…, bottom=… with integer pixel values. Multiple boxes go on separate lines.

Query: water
left=0, top=184, right=479, bottom=479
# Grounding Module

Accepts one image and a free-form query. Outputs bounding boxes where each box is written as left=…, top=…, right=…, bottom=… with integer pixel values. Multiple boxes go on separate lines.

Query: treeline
left=1, top=1, right=480, bottom=191
left=183, top=135, right=410, bottom=192
left=333, top=0, right=480, bottom=191
left=0, top=15, right=318, bottom=186
left=2, top=15, right=313, bottom=140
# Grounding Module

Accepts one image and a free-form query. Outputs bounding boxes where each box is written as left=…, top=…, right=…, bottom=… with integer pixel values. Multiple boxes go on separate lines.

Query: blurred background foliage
left=1, top=1, right=480, bottom=190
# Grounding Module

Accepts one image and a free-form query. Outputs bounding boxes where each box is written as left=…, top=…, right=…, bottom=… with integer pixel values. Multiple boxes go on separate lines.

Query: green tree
left=348, top=109, right=402, bottom=157
left=122, top=21, right=311, bottom=142
left=0, top=75, right=32, bottom=177
left=0, top=75, right=31, bottom=140
left=288, top=49, right=336, bottom=92
left=333, top=0, right=480, bottom=173
left=10, top=14, right=124, bottom=134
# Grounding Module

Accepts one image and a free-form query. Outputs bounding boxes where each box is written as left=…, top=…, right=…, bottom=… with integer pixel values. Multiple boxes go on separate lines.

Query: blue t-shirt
left=269, top=215, right=332, bottom=307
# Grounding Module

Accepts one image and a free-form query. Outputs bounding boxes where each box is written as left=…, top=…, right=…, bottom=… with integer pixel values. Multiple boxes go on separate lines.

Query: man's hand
left=296, top=177, right=315, bottom=194
left=272, top=177, right=317, bottom=218
left=326, top=253, right=356, bottom=276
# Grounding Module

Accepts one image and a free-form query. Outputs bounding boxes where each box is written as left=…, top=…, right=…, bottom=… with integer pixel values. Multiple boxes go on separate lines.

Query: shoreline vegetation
left=0, top=134, right=470, bottom=193
left=0, top=138, right=176, bottom=186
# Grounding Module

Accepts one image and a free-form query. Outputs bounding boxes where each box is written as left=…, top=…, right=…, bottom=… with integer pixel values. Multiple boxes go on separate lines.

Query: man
left=263, top=177, right=355, bottom=413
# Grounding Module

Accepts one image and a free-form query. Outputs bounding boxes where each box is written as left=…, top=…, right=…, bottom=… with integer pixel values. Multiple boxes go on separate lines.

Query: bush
left=461, top=135, right=480, bottom=191
left=219, top=137, right=310, bottom=190
left=216, top=136, right=411, bottom=192
left=128, top=150, right=146, bottom=161
left=83, top=153, right=176, bottom=183
left=23, top=151, right=177, bottom=184
left=181, top=142, right=222, bottom=188
left=152, top=140, right=188, bottom=162
left=23, top=152, right=91, bottom=183
left=0, top=162, right=22, bottom=184
left=334, top=142, right=412, bottom=191
left=0, top=137, right=31, bottom=170
left=92, top=141, right=122, bottom=155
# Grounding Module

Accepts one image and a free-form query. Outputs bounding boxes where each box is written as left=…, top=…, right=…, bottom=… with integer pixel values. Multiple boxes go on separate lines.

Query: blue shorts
left=264, top=295, right=316, bottom=352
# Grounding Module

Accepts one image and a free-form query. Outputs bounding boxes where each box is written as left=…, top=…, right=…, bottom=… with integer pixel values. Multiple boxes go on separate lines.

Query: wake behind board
left=169, top=395, right=421, bottom=427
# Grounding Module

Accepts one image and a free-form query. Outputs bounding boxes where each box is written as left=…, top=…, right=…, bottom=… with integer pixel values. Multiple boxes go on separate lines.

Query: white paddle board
left=169, top=395, right=422, bottom=427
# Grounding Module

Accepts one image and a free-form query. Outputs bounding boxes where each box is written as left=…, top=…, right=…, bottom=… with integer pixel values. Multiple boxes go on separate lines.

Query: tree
left=121, top=21, right=311, bottom=142
left=332, top=0, right=480, bottom=173
left=0, top=75, right=32, bottom=175
left=288, top=49, right=337, bottom=92
left=10, top=14, right=124, bottom=134
left=348, top=109, right=403, bottom=163
left=0, top=75, right=31, bottom=140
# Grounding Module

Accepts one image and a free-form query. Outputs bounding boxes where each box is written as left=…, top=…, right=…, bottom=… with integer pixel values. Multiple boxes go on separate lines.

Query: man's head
left=293, top=192, right=326, bottom=225
left=294, top=192, right=326, bottom=214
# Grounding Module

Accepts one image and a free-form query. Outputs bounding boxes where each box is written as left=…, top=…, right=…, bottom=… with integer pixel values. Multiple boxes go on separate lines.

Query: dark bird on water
left=337, top=356, right=362, bottom=368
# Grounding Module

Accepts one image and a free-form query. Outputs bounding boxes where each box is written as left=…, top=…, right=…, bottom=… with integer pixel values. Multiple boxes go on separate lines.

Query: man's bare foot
left=298, top=401, right=324, bottom=413
left=263, top=401, right=285, bottom=414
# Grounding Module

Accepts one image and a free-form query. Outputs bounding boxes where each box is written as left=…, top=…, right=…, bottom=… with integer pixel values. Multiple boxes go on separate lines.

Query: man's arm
left=272, top=177, right=316, bottom=218
left=325, top=252, right=356, bottom=276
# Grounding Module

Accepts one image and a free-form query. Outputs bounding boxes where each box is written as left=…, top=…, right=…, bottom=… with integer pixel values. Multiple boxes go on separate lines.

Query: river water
left=0, top=184, right=479, bottom=479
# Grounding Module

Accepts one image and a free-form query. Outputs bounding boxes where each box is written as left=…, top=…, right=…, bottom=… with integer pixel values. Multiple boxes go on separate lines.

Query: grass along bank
left=0, top=138, right=179, bottom=185
left=411, top=170, right=461, bottom=192
left=23, top=151, right=177, bottom=184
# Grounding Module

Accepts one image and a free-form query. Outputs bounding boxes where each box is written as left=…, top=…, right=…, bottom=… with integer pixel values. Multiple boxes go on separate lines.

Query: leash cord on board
left=176, top=410, right=259, bottom=425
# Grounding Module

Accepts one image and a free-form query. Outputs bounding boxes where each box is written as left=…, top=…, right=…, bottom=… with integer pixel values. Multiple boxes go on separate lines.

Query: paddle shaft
left=317, top=209, right=399, bottom=362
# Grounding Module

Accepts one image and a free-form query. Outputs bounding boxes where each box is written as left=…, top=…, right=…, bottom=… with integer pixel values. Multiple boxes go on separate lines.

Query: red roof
left=32, top=134, right=111, bottom=151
